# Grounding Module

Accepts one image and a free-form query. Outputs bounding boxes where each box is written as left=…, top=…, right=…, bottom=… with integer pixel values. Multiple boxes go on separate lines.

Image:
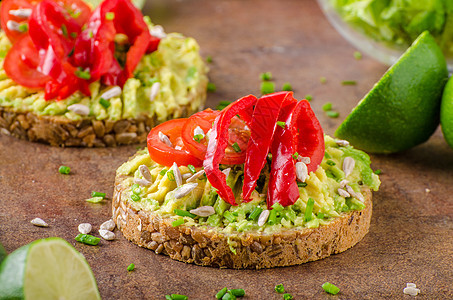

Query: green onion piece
left=317, top=212, right=325, bottom=219
left=71, top=10, right=81, bottom=18
left=174, top=209, right=196, bottom=218
left=282, top=82, right=292, bottom=91
left=75, top=67, right=91, bottom=80
left=99, top=98, right=111, bottom=109
left=322, top=282, right=340, bottom=295
left=276, top=121, right=286, bottom=129
left=223, top=211, right=236, bottom=223
left=207, top=82, right=217, bottom=92
left=216, top=100, right=232, bottom=110
left=132, top=186, right=141, bottom=195
left=187, top=164, right=196, bottom=174
left=229, top=289, right=245, bottom=297
left=326, top=160, right=336, bottom=166
left=75, top=234, right=100, bottom=246
left=131, top=194, right=140, bottom=202
left=86, top=196, right=103, bottom=203
left=127, top=263, right=135, bottom=271
left=18, top=23, right=28, bottom=33
left=172, top=218, right=185, bottom=227
left=89, top=30, right=94, bottom=38
left=320, top=76, right=327, bottom=84
left=261, top=81, right=275, bottom=95
left=326, top=111, right=339, bottom=118
left=342, top=80, right=357, bottom=85
left=170, top=294, right=188, bottom=300
left=267, top=209, right=277, bottom=225
left=304, top=198, right=315, bottom=222
left=260, top=72, right=272, bottom=81
left=70, top=32, right=77, bottom=38
left=61, top=24, right=68, bottom=37
left=271, top=203, right=284, bottom=212
left=165, top=296, right=172, bottom=300
left=374, top=169, right=382, bottom=175
left=206, top=55, right=213, bottom=63
left=167, top=170, right=175, bottom=181
left=91, top=191, right=106, bottom=198
left=297, top=182, right=307, bottom=188
left=159, top=169, right=167, bottom=176
left=232, top=142, right=241, bottom=153
left=248, top=207, right=263, bottom=220
left=322, top=102, right=332, bottom=111
left=275, top=284, right=285, bottom=293
left=324, top=152, right=331, bottom=159
left=105, top=12, right=115, bottom=20
left=292, top=152, right=299, bottom=160
left=354, top=51, right=362, bottom=60
left=216, top=287, right=228, bottom=299
left=283, top=293, right=293, bottom=300
left=132, top=183, right=139, bottom=190
left=193, top=134, right=204, bottom=142
left=222, top=291, right=236, bottom=300
left=58, top=165, right=71, bottom=175
left=304, top=94, right=313, bottom=101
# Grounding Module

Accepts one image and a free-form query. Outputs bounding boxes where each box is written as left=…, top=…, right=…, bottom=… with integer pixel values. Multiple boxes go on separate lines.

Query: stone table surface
left=1, top=0, right=452, bottom=299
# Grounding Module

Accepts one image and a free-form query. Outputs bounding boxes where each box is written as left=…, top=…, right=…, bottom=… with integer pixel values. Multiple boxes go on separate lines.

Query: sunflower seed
left=137, top=218, right=142, bottom=231
left=222, top=168, right=231, bottom=179
left=158, top=131, right=173, bottom=147
left=100, top=219, right=116, bottom=231
left=6, top=21, right=24, bottom=32
left=336, top=139, right=350, bottom=147
left=193, top=126, right=205, bottom=139
left=406, top=283, right=417, bottom=288
left=186, top=170, right=205, bottom=183
left=403, top=287, right=420, bottom=296
left=150, top=25, right=167, bottom=39
left=172, top=162, right=182, bottom=187
left=346, top=185, right=364, bottom=202
left=299, top=156, right=311, bottom=164
left=149, top=82, right=161, bottom=102
left=295, top=162, right=308, bottom=182
left=139, top=164, right=152, bottom=182
left=182, top=173, right=192, bottom=179
left=342, top=157, right=355, bottom=177
left=337, top=188, right=350, bottom=198
left=9, top=9, right=32, bottom=18
left=258, top=209, right=270, bottom=226
left=78, top=223, right=92, bottom=234
left=175, top=145, right=182, bottom=150
left=31, top=217, right=48, bottom=227
left=175, top=183, right=198, bottom=199
left=99, top=229, right=115, bottom=241
left=189, top=206, right=215, bottom=217
left=339, top=179, right=349, bottom=188
left=68, top=104, right=90, bottom=116
left=100, top=86, right=122, bottom=100
left=134, top=178, right=151, bottom=187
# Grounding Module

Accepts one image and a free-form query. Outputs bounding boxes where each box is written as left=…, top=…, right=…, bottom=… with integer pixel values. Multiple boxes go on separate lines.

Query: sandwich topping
left=117, top=92, right=381, bottom=234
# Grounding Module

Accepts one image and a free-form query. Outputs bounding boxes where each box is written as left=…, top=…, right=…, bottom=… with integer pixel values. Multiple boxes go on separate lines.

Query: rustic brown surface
left=0, top=0, right=452, bottom=299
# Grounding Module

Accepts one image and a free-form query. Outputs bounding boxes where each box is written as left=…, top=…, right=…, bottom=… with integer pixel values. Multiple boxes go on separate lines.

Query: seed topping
left=31, top=217, right=48, bottom=227
left=189, top=206, right=215, bottom=217
left=67, top=104, right=90, bottom=116
left=342, top=157, right=355, bottom=177
left=78, top=223, right=92, bottom=234
left=172, top=162, right=182, bottom=187
left=138, top=164, right=152, bottom=182
left=9, top=9, right=32, bottom=18
left=99, top=229, right=115, bottom=241
left=295, top=162, right=308, bottom=182
left=99, top=86, right=121, bottom=100
left=158, top=131, right=173, bottom=147
left=186, top=169, right=205, bottom=183
left=258, top=209, right=270, bottom=226
left=174, top=182, right=198, bottom=199
left=337, top=188, right=350, bottom=198
left=134, top=178, right=151, bottom=187
left=149, top=82, right=161, bottom=102
left=100, top=219, right=116, bottom=231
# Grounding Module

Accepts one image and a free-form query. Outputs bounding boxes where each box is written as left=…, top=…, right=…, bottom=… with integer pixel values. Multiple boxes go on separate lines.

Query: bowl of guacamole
left=318, top=0, right=453, bottom=70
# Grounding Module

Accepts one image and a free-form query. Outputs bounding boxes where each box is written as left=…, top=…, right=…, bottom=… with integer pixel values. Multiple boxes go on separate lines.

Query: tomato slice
left=147, top=119, right=203, bottom=167
left=0, top=0, right=38, bottom=44
left=181, top=109, right=251, bottom=165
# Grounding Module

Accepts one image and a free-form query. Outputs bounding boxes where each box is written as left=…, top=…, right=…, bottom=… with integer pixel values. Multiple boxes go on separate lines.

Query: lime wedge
left=335, top=31, right=448, bottom=153
left=441, top=76, right=453, bottom=149
left=0, top=237, right=100, bottom=300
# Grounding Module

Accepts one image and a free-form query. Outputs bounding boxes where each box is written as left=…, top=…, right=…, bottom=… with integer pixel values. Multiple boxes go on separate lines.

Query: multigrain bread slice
left=112, top=173, right=372, bottom=269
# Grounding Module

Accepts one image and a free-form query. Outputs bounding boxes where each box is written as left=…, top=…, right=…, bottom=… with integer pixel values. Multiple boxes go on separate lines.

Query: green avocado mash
left=330, top=0, right=453, bottom=57
left=117, top=135, right=380, bottom=234
left=0, top=22, right=208, bottom=122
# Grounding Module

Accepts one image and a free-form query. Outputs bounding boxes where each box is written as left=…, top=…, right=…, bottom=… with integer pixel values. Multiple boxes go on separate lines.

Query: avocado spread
left=0, top=22, right=208, bottom=122
left=117, top=135, right=380, bottom=234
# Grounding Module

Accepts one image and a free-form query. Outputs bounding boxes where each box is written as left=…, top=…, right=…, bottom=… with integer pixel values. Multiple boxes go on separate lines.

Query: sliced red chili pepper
left=204, top=95, right=258, bottom=206
left=241, top=91, right=290, bottom=202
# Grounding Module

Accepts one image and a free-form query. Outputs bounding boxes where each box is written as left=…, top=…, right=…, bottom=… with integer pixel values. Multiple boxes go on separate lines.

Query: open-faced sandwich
left=113, top=92, right=380, bottom=269
left=0, top=0, right=208, bottom=147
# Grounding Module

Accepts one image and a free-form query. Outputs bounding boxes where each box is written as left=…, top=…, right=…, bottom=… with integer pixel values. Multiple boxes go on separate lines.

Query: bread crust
left=112, top=173, right=373, bottom=269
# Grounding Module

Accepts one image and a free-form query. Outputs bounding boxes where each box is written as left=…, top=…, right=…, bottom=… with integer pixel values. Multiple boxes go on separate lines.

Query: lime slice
left=82, top=0, right=145, bottom=9
left=0, top=237, right=100, bottom=300
left=335, top=31, right=448, bottom=154
left=441, top=76, right=453, bottom=149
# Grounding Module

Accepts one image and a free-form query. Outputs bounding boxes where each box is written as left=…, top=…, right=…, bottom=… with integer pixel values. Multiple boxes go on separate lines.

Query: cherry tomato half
left=0, top=0, right=38, bottom=44
left=147, top=119, right=203, bottom=167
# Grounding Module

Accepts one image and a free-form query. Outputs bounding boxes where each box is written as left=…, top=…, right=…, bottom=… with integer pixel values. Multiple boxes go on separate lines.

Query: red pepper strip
left=266, top=95, right=299, bottom=208
left=241, top=91, right=291, bottom=202
left=204, top=95, right=258, bottom=206
left=290, top=100, right=325, bottom=173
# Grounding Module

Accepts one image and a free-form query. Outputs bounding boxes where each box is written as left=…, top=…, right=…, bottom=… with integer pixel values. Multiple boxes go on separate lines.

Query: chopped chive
left=261, top=81, right=275, bottom=95
left=206, top=55, right=213, bottom=63
left=322, top=282, right=340, bottom=295
left=216, top=287, right=228, bottom=299
left=159, top=169, right=167, bottom=176
left=187, top=164, right=196, bottom=174
left=297, top=182, right=307, bottom=188
left=230, top=289, right=245, bottom=297
left=75, top=67, right=91, bottom=80
left=304, top=94, right=313, bottom=101
left=354, top=51, right=362, bottom=60
left=283, top=293, right=293, bottom=300
left=167, top=170, right=175, bottom=181
left=105, top=12, right=115, bottom=20
left=248, top=207, right=263, bottom=220
left=292, top=152, right=299, bottom=160
left=322, top=102, right=332, bottom=111
left=282, top=82, right=292, bottom=91
left=326, top=111, right=340, bottom=118
left=18, top=23, right=28, bottom=33
left=267, top=209, right=277, bottom=225
left=217, top=100, right=232, bottom=110
left=75, top=233, right=100, bottom=246
left=91, top=191, right=106, bottom=198
left=304, top=198, right=314, bottom=222
left=132, top=186, right=141, bottom=195
left=276, top=121, right=286, bottom=128
left=99, top=98, right=111, bottom=109
left=223, top=211, right=236, bottom=223
left=174, top=209, right=196, bottom=218
left=68, top=47, right=75, bottom=57
left=131, top=194, right=140, bottom=202
left=169, top=294, right=188, bottom=300
left=70, top=32, right=77, bottom=38
left=127, top=263, right=135, bottom=271
left=71, top=10, right=81, bottom=18
left=342, top=80, right=357, bottom=85
left=58, top=165, right=71, bottom=175
left=89, top=30, right=94, bottom=38
left=222, top=291, right=236, bottom=300
left=207, top=82, right=217, bottom=92
left=260, top=72, right=272, bottom=81
left=317, top=212, right=325, bottom=219
left=232, top=142, right=241, bottom=153
left=193, top=134, right=204, bottom=142
left=132, top=183, right=139, bottom=190
left=172, top=218, right=185, bottom=227
left=320, top=76, right=327, bottom=84
left=326, top=160, right=336, bottom=166
left=61, top=24, right=68, bottom=37
left=275, top=284, right=285, bottom=293
left=271, top=203, right=284, bottom=212
left=324, top=152, right=331, bottom=159
left=374, top=169, right=382, bottom=175
left=86, top=196, right=103, bottom=203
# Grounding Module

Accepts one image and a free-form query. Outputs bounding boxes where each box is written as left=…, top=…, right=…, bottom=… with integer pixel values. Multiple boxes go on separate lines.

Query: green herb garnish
left=326, top=111, right=340, bottom=118
left=91, top=191, right=106, bottom=198
left=131, top=194, right=140, bottom=202
left=187, top=164, right=196, bottom=174
left=18, top=23, right=28, bottom=33
left=276, top=121, right=286, bottom=129
left=232, top=142, right=241, bottom=153
left=61, top=24, right=68, bottom=38
left=283, top=293, right=293, bottom=300
left=322, top=102, right=332, bottom=111
left=261, top=81, right=275, bottom=95
left=99, top=98, right=111, bottom=109
left=342, top=80, right=357, bottom=85
left=230, top=289, right=245, bottom=297
left=171, top=218, right=185, bottom=227
left=326, top=160, right=336, bottom=166
left=159, top=169, right=167, bottom=176
left=322, top=282, right=340, bottom=295
left=75, top=234, right=100, bottom=246
left=127, top=263, right=135, bottom=271
left=305, top=94, right=313, bottom=101
left=297, top=182, right=307, bottom=188
left=223, top=211, right=236, bottom=223
left=304, top=198, right=314, bottom=222
left=275, top=284, right=285, bottom=293
left=216, top=287, right=228, bottom=299
left=320, top=76, right=327, bottom=84
left=207, top=82, right=217, bottom=92
left=105, top=12, right=115, bottom=20
left=75, top=67, right=91, bottom=80
left=282, top=82, right=292, bottom=91
left=354, top=51, right=362, bottom=60
left=267, top=209, right=277, bottom=225
left=193, top=134, right=204, bottom=142
left=248, top=207, right=263, bottom=220
left=217, top=100, right=232, bottom=110
left=166, top=294, right=188, bottom=300
left=292, top=152, right=299, bottom=160
left=167, top=170, right=175, bottom=181
left=206, top=55, right=213, bottom=63
left=260, top=72, right=272, bottom=81
left=86, top=196, right=103, bottom=203
left=374, top=169, right=382, bottom=175
left=174, top=209, right=196, bottom=218
left=58, top=165, right=71, bottom=175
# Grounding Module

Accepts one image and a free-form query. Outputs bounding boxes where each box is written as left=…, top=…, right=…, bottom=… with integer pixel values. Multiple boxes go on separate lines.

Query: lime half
left=0, top=237, right=100, bottom=300
left=335, top=31, right=448, bottom=154
left=441, top=76, right=453, bottom=149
